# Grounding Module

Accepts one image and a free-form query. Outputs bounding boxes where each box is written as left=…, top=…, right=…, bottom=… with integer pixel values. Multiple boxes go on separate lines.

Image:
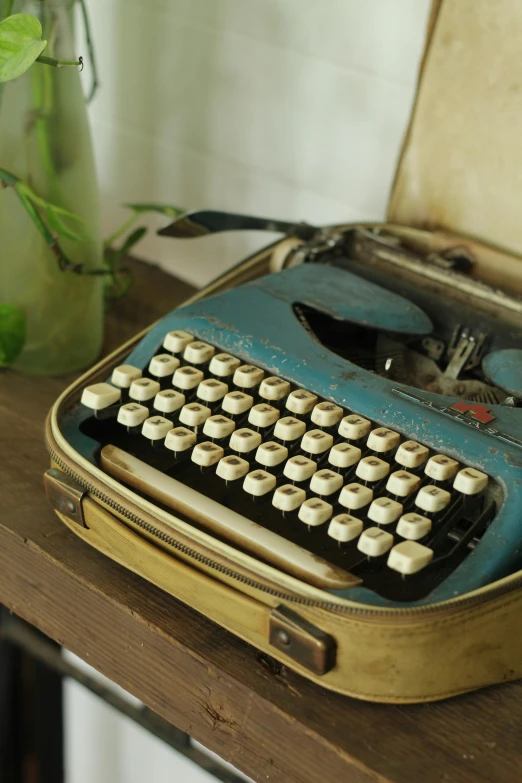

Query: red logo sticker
left=450, top=402, right=496, bottom=425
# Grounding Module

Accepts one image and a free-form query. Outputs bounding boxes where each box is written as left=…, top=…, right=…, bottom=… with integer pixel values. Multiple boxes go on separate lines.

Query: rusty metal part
left=44, top=468, right=87, bottom=527
left=269, top=605, right=336, bottom=675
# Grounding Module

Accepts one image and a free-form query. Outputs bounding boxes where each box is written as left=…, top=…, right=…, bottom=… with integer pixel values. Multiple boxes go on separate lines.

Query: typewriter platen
left=65, top=216, right=522, bottom=607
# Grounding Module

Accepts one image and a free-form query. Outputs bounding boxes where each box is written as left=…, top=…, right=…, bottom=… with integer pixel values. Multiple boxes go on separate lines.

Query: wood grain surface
left=0, top=258, right=520, bottom=783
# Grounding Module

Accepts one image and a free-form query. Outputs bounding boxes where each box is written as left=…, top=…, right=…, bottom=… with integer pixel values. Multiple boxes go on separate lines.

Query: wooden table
left=1, top=258, right=521, bottom=783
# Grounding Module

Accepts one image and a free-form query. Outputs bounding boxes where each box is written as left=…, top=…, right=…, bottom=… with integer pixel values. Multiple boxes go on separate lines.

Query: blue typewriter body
left=64, top=258, right=522, bottom=609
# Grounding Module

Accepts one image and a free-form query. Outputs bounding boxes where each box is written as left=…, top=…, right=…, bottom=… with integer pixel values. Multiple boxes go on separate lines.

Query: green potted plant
left=0, top=3, right=185, bottom=374
left=0, top=0, right=107, bottom=374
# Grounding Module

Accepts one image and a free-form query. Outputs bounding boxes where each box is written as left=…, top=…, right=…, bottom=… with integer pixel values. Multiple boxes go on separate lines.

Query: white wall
left=83, top=0, right=431, bottom=287
left=67, top=2, right=432, bottom=782
left=63, top=653, right=253, bottom=783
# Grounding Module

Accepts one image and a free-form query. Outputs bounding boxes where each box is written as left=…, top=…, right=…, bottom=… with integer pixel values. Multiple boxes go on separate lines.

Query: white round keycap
left=209, top=353, right=241, bottom=377
left=129, top=378, right=160, bottom=402
left=272, top=484, right=306, bottom=512
left=81, top=383, right=121, bottom=410
left=164, top=427, right=196, bottom=452
left=192, top=441, right=224, bottom=467
left=328, top=442, right=361, bottom=469
left=173, top=366, right=204, bottom=390
left=453, top=468, right=488, bottom=495
left=338, top=415, right=371, bottom=440
left=328, top=514, right=363, bottom=543
left=153, top=389, right=185, bottom=414
left=248, top=403, right=280, bottom=428
left=368, top=497, right=403, bottom=525
left=222, top=391, right=254, bottom=415
left=179, top=402, right=211, bottom=428
left=286, top=389, right=317, bottom=415
left=415, top=485, right=452, bottom=513
left=216, top=455, right=249, bottom=481
left=203, top=415, right=235, bottom=440
left=163, top=330, right=194, bottom=353
left=148, top=353, right=180, bottom=378
left=387, top=540, right=433, bottom=575
left=395, top=440, right=429, bottom=469
left=298, top=498, right=333, bottom=527
left=255, top=441, right=288, bottom=467
left=310, top=469, right=343, bottom=496
left=339, top=483, right=373, bottom=510
left=301, top=429, right=333, bottom=455
left=367, top=427, right=400, bottom=453
left=311, top=402, right=343, bottom=428
left=197, top=378, right=228, bottom=403
left=142, top=416, right=172, bottom=440
left=230, top=428, right=262, bottom=453
left=425, top=454, right=460, bottom=481
left=396, top=512, right=432, bottom=541
left=355, top=456, right=390, bottom=482
left=117, top=402, right=149, bottom=428
left=386, top=470, right=421, bottom=497
left=273, top=416, right=306, bottom=442
left=283, top=456, right=317, bottom=482
left=183, top=341, right=215, bottom=364
left=357, top=527, right=394, bottom=557
left=259, top=376, right=291, bottom=401
left=233, top=365, right=264, bottom=388
left=111, top=364, right=142, bottom=388
left=243, top=469, right=277, bottom=496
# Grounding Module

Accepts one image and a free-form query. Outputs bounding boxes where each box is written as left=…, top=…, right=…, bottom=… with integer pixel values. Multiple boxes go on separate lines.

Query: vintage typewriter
left=61, top=211, right=522, bottom=608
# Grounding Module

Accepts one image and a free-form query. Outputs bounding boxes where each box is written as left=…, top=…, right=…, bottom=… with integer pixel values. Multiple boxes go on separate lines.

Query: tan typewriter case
left=46, top=0, right=522, bottom=703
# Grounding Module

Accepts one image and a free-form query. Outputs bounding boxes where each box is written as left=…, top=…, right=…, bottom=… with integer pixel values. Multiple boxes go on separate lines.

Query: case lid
left=388, top=0, right=522, bottom=268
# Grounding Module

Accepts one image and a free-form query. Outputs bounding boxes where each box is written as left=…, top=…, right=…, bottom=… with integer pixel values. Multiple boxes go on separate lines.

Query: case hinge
left=269, top=605, right=336, bottom=675
left=44, top=468, right=87, bottom=528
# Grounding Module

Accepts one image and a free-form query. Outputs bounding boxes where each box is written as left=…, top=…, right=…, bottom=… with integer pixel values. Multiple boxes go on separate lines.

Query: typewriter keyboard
left=80, top=331, right=496, bottom=601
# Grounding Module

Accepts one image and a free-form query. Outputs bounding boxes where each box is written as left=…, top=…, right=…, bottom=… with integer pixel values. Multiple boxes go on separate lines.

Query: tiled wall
left=84, top=0, right=431, bottom=287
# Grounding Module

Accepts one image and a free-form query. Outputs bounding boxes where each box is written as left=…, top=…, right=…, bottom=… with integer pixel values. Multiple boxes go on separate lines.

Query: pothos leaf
left=0, top=14, right=47, bottom=83
left=0, top=303, right=26, bottom=366
left=125, top=203, right=184, bottom=219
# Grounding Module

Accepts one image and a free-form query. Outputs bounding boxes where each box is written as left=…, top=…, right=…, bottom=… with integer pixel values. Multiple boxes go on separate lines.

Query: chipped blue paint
left=483, top=349, right=522, bottom=399
left=63, top=264, right=522, bottom=607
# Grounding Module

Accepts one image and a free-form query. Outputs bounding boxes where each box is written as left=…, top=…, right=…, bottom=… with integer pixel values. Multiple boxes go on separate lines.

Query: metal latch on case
left=44, top=469, right=87, bottom=528
left=269, top=605, right=336, bottom=675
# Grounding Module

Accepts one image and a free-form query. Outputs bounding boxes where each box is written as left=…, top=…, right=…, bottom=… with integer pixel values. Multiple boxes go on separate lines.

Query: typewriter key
left=148, top=354, right=180, bottom=378
left=425, top=454, right=460, bottom=481
left=285, top=389, right=317, bottom=415
left=111, top=364, right=142, bottom=388
left=81, top=383, right=121, bottom=411
left=272, top=485, right=306, bottom=512
left=163, top=330, right=194, bottom=353
left=358, top=528, right=394, bottom=557
left=367, top=497, right=403, bottom=526
left=311, top=402, right=343, bottom=428
left=328, top=514, right=363, bottom=544
left=387, top=541, right=433, bottom=575
left=328, top=442, right=361, bottom=470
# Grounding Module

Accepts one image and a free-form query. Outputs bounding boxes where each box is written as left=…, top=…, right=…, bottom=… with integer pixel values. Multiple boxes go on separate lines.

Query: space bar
left=101, top=445, right=360, bottom=591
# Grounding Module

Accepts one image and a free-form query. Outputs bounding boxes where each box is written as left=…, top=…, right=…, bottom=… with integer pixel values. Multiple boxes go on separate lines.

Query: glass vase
left=0, top=0, right=103, bottom=374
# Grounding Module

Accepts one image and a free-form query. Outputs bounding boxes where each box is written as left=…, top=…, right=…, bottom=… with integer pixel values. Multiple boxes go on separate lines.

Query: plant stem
left=103, top=212, right=140, bottom=249
left=36, top=54, right=82, bottom=68
left=3, top=0, right=13, bottom=19
left=78, top=0, right=99, bottom=102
